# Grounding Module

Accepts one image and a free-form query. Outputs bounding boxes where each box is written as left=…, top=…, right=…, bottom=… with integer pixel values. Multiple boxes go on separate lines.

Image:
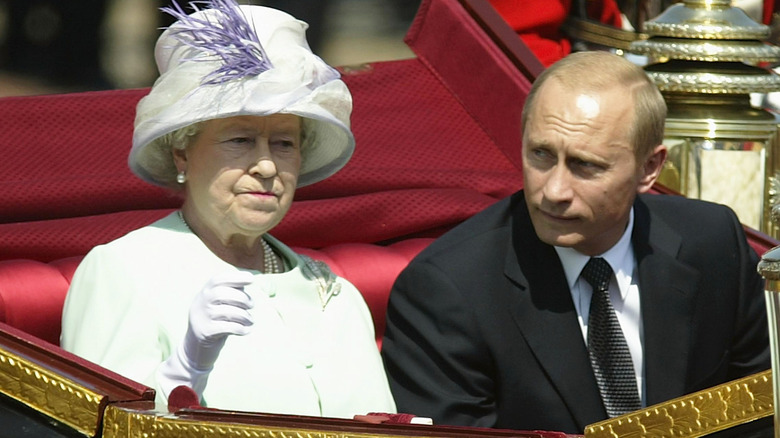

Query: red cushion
left=297, top=239, right=434, bottom=348
left=0, top=257, right=81, bottom=345
left=0, top=0, right=532, bottom=358
left=0, top=240, right=433, bottom=348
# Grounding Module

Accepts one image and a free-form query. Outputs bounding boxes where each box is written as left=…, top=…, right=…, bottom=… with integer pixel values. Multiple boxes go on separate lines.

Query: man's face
left=522, top=79, right=658, bottom=256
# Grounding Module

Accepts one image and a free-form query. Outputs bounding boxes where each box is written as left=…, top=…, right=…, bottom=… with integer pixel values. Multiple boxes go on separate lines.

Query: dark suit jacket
left=381, top=191, right=770, bottom=434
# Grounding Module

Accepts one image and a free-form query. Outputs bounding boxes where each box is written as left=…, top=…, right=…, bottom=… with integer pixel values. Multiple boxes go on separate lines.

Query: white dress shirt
left=554, top=208, right=645, bottom=405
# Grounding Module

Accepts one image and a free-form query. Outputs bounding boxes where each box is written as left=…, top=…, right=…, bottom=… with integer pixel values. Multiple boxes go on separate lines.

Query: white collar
left=554, top=207, right=635, bottom=299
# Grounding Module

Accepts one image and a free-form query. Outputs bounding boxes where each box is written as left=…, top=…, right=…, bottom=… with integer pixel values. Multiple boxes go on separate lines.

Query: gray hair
left=136, top=116, right=311, bottom=189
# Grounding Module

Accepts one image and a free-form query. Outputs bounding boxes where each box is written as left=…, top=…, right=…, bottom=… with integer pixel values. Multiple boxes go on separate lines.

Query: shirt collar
left=554, top=207, right=635, bottom=298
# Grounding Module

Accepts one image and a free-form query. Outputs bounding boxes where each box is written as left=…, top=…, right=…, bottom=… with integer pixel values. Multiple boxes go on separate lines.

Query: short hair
left=521, top=51, right=667, bottom=159
left=136, top=117, right=310, bottom=189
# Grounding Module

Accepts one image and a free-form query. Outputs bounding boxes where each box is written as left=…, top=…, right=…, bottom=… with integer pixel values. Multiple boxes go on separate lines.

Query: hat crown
left=155, top=5, right=308, bottom=77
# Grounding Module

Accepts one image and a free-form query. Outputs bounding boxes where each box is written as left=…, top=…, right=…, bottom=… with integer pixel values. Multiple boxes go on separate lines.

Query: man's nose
left=542, top=165, right=574, bottom=202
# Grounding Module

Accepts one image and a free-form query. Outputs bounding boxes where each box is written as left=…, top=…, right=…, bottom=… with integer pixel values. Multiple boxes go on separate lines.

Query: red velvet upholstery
left=0, top=0, right=775, bottom=353
left=0, top=240, right=433, bottom=347
left=0, top=0, right=773, bottom=352
left=297, top=239, right=437, bottom=348
left=0, top=0, right=535, bottom=348
left=0, top=257, right=80, bottom=346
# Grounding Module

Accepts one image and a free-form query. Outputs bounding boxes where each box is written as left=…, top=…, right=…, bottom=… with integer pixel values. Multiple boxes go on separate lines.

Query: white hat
left=130, top=0, right=355, bottom=188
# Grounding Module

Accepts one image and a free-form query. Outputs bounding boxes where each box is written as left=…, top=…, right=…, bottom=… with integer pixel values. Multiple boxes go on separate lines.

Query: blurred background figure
left=1, top=1, right=775, bottom=98
left=0, top=0, right=111, bottom=93
left=0, top=0, right=418, bottom=96
left=488, top=0, right=772, bottom=68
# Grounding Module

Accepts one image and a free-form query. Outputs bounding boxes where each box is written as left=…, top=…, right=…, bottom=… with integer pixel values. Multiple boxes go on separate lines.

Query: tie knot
left=582, top=257, right=613, bottom=292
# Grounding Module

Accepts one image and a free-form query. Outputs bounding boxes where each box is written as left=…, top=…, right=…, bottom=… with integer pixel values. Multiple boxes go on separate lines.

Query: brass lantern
left=630, top=0, right=780, bottom=237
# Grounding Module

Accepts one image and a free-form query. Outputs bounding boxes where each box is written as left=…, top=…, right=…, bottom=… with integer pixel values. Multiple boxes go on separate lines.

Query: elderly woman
left=60, top=0, right=395, bottom=418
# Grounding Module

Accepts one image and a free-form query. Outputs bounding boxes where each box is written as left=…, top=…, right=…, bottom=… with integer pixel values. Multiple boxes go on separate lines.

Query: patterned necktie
left=581, top=257, right=641, bottom=417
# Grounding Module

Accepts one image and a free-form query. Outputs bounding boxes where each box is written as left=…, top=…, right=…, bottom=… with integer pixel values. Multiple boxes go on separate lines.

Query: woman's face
left=174, top=114, right=302, bottom=241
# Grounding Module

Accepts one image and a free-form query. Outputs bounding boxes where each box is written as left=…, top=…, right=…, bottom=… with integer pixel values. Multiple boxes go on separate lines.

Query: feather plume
left=161, top=0, right=274, bottom=85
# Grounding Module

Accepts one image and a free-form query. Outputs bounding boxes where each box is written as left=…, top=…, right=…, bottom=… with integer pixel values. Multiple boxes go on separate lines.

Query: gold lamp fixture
left=630, top=0, right=780, bottom=237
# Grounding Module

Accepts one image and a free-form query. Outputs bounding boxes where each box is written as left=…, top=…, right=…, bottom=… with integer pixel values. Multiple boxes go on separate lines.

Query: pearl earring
left=176, top=171, right=187, bottom=184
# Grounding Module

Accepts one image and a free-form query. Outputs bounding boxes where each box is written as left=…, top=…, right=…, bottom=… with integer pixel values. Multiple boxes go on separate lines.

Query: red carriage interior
left=0, top=0, right=538, bottom=348
left=0, top=0, right=775, bottom=350
left=0, top=2, right=775, bottom=437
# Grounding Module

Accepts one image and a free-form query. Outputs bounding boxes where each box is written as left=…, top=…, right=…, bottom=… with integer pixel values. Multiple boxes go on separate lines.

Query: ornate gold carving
left=105, top=404, right=437, bottom=438
left=645, top=71, right=780, bottom=94
left=644, top=22, right=769, bottom=40
left=103, top=404, right=156, bottom=438
left=153, top=418, right=431, bottom=438
left=585, top=370, right=773, bottom=438
left=769, top=172, right=780, bottom=226
left=0, top=346, right=104, bottom=436
left=630, top=39, right=780, bottom=63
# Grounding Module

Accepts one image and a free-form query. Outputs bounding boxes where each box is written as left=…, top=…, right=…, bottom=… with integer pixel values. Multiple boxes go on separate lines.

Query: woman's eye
left=272, top=138, right=297, bottom=149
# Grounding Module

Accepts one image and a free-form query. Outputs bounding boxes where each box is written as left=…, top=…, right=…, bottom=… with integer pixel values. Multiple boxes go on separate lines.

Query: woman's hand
left=183, top=271, right=255, bottom=370
left=157, top=271, right=256, bottom=403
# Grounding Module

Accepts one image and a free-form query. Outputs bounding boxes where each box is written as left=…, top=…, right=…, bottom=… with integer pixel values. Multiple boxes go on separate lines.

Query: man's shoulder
left=637, top=193, right=739, bottom=236
left=413, top=192, right=522, bottom=263
left=639, top=193, right=737, bottom=217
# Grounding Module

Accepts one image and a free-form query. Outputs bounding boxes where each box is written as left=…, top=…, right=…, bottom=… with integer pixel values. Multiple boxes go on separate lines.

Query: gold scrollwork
left=152, top=419, right=407, bottom=438
left=0, top=346, right=103, bottom=436
left=103, top=404, right=156, bottom=438
left=768, top=172, right=780, bottom=225
left=644, top=22, right=769, bottom=41
left=630, top=39, right=780, bottom=63
left=585, top=370, right=773, bottom=438
left=104, top=404, right=432, bottom=438
left=645, top=71, right=780, bottom=94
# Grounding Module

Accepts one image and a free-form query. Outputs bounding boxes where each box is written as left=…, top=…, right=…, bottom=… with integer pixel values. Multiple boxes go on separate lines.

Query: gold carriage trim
left=0, top=346, right=104, bottom=436
left=585, top=369, right=773, bottom=438
left=103, top=403, right=441, bottom=438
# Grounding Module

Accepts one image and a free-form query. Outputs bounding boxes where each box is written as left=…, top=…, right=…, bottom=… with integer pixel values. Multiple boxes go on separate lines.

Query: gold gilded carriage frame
left=0, top=0, right=776, bottom=437
left=0, top=318, right=774, bottom=438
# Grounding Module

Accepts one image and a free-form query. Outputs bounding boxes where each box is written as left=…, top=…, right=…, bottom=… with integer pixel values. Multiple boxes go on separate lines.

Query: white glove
left=182, top=271, right=256, bottom=370
left=158, top=271, right=255, bottom=401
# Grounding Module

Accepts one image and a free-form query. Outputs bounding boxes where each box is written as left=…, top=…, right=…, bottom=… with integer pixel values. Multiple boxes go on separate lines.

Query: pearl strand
left=261, top=238, right=280, bottom=274
left=178, top=210, right=280, bottom=274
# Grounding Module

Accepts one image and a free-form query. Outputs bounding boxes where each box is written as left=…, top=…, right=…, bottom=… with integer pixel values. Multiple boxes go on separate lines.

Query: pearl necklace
left=260, top=238, right=280, bottom=274
left=178, top=210, right=281, bottom=274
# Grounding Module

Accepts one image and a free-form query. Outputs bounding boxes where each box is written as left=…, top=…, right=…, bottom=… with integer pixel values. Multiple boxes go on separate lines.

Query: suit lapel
left=633, top=196, right=700, bottom=405
left=504, top=196, right=607, bottom=428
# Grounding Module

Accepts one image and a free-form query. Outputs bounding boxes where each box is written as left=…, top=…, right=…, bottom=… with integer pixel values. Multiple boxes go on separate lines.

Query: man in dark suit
left=380, top=51, right=770, bottom=434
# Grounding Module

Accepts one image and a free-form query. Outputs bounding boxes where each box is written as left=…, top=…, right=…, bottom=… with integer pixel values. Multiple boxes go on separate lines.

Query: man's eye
left=571, top=159, right=605, bottom=175
left=573, top=159, right=594, bottom=167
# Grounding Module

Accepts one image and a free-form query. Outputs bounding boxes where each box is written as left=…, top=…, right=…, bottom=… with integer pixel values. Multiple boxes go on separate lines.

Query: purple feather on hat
left=161, top=0, right=274, bottom=85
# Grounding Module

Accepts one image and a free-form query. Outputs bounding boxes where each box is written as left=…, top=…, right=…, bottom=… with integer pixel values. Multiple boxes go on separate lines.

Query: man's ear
left=637, top=144, right=667, bottom=194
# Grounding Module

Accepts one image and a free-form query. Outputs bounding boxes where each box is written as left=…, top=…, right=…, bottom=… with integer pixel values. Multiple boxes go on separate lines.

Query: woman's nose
left=250, top=145, right=277, bottom=178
